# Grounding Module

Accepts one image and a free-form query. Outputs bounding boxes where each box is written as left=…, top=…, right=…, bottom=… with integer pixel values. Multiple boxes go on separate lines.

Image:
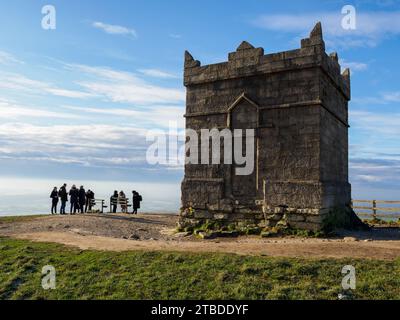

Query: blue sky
left=0, top=0, right=399, bottom=213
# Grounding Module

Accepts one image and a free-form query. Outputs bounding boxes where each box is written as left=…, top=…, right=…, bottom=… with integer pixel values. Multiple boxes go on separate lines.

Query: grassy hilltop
left=0, top=237, right=399, bottom=300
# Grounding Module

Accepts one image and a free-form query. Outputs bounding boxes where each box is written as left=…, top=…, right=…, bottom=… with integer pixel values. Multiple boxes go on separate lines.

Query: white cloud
left=350, top=110, right=400, bottom=137
left=0, top=121, right=185, bottom=170
left=169, top=33, right=182, bottom=39
left=92, top=21, right=137, bottom=38
left=253, top=11, right=400, bottom=37
left=349, top=157, right=400, bottom=192
left=45, top=88, right=95, bottom=99
left=67, top=64, right=185, bottom=105
left=0, top=59, right=185, bottom=172
left=339, top=59, right=368, bottom=72
left=252, top=11, right=400, bottom=48
left=0, top=51, right=23, bottom=65
left=63, top=104, right=185, bottom=129
left=138, top=68, right=179, bottom=79
left=0, top=122, right=149, bottom=166
left=0, top=99, right=80, bottom=120
left=382, top=92, right=400, bottom=102
left=356, top=174, right=384, bottom=182
left=0, top=72, right=95, bottom=99
left=353, top=91, right=400, bottom=105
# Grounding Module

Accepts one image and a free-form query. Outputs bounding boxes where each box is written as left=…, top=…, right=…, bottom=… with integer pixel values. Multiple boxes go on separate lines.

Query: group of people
left=110, top=190, right=142, bottom=214
left=50, top=184, right=95, bottom=215
left=50, top=184, right=143, bottom=215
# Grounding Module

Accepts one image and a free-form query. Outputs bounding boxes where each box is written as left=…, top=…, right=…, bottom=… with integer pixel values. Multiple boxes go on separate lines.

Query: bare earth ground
left=1, top=213, right=400, bottom=260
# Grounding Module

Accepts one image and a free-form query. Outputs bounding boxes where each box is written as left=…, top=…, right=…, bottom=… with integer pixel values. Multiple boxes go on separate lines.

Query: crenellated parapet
left=184, top=22, right=350, bottom=100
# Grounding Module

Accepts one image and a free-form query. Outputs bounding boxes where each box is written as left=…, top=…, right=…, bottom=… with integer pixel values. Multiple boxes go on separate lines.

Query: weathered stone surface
left=180, top=22, right=351, bottom=231
left=288, top=221, right=322, bottom=232
left=285, top=214, right=306, bottom=223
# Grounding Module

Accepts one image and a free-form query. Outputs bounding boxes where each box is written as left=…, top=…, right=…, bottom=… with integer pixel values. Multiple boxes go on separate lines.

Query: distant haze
left=0, top=177, right=180, bottom=216
left=0, top=176, right=399, bottom=217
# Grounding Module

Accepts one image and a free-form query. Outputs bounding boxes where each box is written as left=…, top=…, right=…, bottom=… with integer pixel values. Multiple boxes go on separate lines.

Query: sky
left=0, top=0, right=399, bottom=214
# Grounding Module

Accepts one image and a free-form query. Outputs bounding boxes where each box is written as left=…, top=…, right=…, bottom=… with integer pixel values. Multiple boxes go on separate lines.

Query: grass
left=0, top=237, right=399, bottom=300
left=0, top=215, right=49, bottom=224
left=364, top=218, right=400, bottom=227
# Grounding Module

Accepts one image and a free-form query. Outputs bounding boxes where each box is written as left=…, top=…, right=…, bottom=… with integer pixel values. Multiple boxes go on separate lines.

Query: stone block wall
left=180, top=22, right=352, bottom=231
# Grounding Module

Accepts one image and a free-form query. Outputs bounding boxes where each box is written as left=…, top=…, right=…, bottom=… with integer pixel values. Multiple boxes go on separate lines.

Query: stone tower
left=180, top=22, right=352, bottom=231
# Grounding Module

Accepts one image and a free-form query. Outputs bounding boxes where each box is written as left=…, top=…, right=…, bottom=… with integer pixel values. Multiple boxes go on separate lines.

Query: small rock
left=197, top=232, right=207, bottom=239
left=136, top=228, right=148, bottom=232
left=364, top=239, right=372, bottom=242
left=338, top=293, right=348, bottom=300
left=129, top=234, right=140, bottom=240
left=198, top=232, right=217, bottom=240
left=338, top=292, right=354, bottom=300
left=122, top=236, right=128, bottom=239
left=174, top=232, right=190, bottom=238
left=63, top=225, right=70, bottom=229
left=343, top=237, right=358, bottom=242
left=261, top=231, right=272, bottom=238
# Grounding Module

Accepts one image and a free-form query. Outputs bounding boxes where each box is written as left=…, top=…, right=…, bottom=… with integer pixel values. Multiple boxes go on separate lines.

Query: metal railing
left=351, top=200, right=400, bottom=220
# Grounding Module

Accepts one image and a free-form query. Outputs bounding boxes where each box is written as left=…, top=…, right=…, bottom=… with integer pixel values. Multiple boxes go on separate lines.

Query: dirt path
left=2, top=214, right=400, bottom=260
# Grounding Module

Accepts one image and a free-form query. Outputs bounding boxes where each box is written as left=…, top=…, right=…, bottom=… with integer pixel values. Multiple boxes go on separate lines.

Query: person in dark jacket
left=69, top=185, right=79, bottom=214
left=132, top=191, right=142, bottom=215
left=59, top=183, right=68, bottom=215
left=78, top=186, right=86, bottom=214
left=85, top=189, right=95, bottom=213
left=110, top=190, right=118, bottom=213
left=50, top=187, right=59, bottom=214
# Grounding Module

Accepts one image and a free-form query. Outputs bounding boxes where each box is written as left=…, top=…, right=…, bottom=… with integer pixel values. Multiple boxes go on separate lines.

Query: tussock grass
left=0, top=215, right=48, bottom=224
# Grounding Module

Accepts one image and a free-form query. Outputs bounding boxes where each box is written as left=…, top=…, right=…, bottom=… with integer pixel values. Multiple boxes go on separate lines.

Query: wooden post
left=101, top=200, right=104, bottom=214
left=262, top=179, right=267, bottom=226
left=372, top=200, right=377, bottom=220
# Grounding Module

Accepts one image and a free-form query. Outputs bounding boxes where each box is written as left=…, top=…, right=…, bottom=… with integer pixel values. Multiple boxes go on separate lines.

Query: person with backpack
left=132, top=191, right=143, bottom=215
left=85, top=189, right=95, bottom=213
